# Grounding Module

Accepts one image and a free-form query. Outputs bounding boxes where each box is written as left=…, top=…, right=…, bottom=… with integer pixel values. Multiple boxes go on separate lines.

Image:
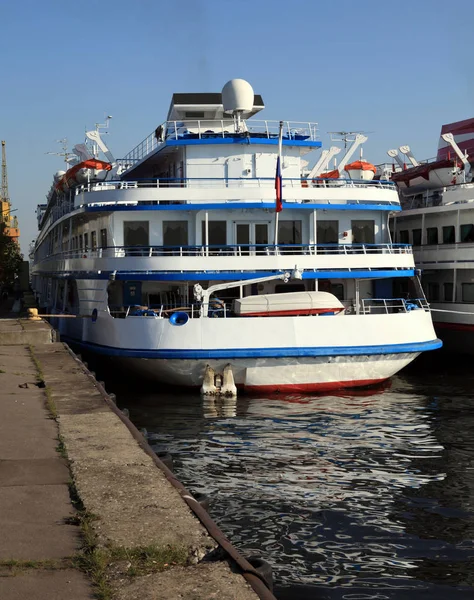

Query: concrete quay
left=0, top=318, right=273, bottom=600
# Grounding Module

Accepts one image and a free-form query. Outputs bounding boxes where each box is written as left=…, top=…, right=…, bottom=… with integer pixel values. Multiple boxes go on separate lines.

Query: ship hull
left=57, top=304, right=441, bottom=393
left=97, top=352, right=418, bottom=393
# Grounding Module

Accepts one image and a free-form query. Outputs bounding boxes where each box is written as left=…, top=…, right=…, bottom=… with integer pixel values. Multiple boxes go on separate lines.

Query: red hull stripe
left=244, top=377, right=386, bottom=394
left=435, top=321, right=474, bottom=332
left=241, top=308, right=342, bottom=317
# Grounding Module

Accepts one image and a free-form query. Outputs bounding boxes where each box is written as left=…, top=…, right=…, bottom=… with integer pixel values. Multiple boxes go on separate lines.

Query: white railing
left=38, top=243, right=412, bottom=262
left=74, top=176, right=397, bottom=195
left=121, top=119, right=319, bottom=165
left=361, top=298, right=429, bottom=314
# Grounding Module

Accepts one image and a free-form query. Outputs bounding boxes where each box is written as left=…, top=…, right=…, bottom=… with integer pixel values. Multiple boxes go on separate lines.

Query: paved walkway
left=0, top=318, right=264, bottom=599
left=0, top=330, right=93, bottom=598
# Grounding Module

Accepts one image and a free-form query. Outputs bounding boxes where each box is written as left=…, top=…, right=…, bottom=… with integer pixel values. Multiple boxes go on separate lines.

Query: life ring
left=169, top=311, right=189, bottom=326
left=301, top=179, right=308, bottom=188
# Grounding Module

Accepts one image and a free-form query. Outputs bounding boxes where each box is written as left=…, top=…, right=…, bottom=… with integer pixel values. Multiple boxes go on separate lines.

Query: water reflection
left=106, top=357, right=474, bottom=599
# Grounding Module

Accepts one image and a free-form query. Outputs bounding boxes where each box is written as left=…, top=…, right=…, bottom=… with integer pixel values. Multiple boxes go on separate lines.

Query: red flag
left=275, top=156, right=283, bottom=213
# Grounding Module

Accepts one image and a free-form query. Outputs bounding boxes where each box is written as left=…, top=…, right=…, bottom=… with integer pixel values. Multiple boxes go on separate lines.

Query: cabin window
left=352, top=220, right=375, bottom=244
left=275, top=283, right=305, bottom=294
left=442, top=225, right=455, bottom=244
left=399, top=230, right=409, bottom=244
left=201, top=221, right=226, bottom=246
left=278, top=220, right=302, bottom=245
left=317, top=221, right=338, bottom=244
left=255, top=224, right=268, bottom=245
left=100, top=228, right=108, bottom=248
left=163, top=221, right=188, bottom=246
left=427, top=282, right=439, bottom=302
left=83, top=233, right=89, bottom=250
left=460, top=224, right=474, bottom=243
left=319, top=279, right=344, bottom=301
left=91, top=231, right=97, bottom=250
left=427, top=227, right=438, bottom=245
left=462, top=283, right=474, bottom=302
left=412, top=229, right=422, bottom=246
left=444, top=282, right=454, bottom=302
left=124, top=221, right=150, bottom=247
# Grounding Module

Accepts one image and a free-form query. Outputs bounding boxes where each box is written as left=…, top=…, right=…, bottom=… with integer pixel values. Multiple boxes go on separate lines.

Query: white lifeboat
left=344, top=160, right=376, bottom=181
left=391, top=158, right=463, bottom=190
left=233, top=291, right=344, bottom=317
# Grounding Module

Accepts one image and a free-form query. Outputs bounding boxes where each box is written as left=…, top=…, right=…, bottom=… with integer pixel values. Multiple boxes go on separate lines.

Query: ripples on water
left=102, top=355, right=474, bottom=599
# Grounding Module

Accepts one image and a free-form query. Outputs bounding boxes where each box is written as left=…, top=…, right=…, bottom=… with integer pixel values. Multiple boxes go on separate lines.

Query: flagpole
left=274, top=120, right=283, bottom=252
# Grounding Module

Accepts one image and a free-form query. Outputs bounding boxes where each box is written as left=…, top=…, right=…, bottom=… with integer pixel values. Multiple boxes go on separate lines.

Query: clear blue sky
left=2, top=0, right=473, bottom=252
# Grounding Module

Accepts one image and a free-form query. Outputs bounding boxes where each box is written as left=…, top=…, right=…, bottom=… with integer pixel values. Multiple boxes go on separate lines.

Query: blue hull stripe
left=165, top=137, right=322, bottom=148
left=85, top=202, right=401, bottom=213
left=34, top=269, right=415, bottom=281
left=64, top=338, right=442, bottom=359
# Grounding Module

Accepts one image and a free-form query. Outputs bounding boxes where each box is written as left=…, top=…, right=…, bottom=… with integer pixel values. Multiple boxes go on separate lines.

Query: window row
left=71, top=229, right=108, bottom=251
left=124, top=219, right=376, bottom=247
left=399, top=224, right=474, bottom=246
left=425, top=281, right=474, bottom=303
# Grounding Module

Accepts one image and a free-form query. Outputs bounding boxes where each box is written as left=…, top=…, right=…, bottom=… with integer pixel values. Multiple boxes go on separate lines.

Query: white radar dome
left=222, top=79, right=254, bottom=115
left=54, top=170, right=66, bottom=181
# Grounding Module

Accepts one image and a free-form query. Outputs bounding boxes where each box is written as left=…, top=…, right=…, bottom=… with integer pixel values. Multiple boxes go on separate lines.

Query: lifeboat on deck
left=318, top=169, right=340, bottom=180
left=233, top=291, right=344, bottom=317
left=344, top=160, right=376, bottom=181
left=391, top=158, right=463, bottom=190
left=55, top=159, right=112, bottom=193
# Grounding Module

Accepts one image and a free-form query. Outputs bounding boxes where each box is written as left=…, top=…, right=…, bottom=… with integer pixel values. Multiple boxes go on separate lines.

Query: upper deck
left=120, top=118, right=321, bottom=176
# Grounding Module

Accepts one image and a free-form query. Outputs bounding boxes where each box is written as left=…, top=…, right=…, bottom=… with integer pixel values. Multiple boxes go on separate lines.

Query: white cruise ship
left=31, top=79, right=441, bottom=392
left=388, top=118, right=474, bottom=353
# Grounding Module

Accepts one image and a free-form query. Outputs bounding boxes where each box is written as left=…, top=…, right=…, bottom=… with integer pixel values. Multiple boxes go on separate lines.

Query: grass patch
left=28, top=345, right=44, bottom=381
left=108, top=545, right=188, bottom=577
left=0, top=558, right=71, bottom=575
left=27, top=345, right=57, bottom=418
left=0, top=368, right=5, bottom=373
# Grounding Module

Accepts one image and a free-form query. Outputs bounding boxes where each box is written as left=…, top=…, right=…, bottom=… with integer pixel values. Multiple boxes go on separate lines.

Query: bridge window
left=100, top=229, right=108, bottom=248
left=317, top=220, right=338, bottom=244
left=125, top=221, right=150, bottom=246
left=442, top=225, right=455, bottom=244
left=399, top=230, right=409, bottom=244
left=278, top=220, right=302, bottom=244
left=84, top=233, right=89, bottom=250
left=352, top=220, right=375, bottom=244
left=91, top=231, right=97, bottom=250
left=201, top=221, right=226, bottom=246
left=412, top=229, right=422, bottom=246
left=460, top=224, right=474, bottom=243
left=427, top=227, right=438, bottom=244
left=163, top=221, right=187, bottom=246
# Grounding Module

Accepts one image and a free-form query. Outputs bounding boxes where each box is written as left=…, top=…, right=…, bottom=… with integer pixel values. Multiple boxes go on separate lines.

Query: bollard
left=246, top=557, right=274, bottom=592
left=156, top=451, right=174, bottom=471
left=27, top=308, right=41, bottom=321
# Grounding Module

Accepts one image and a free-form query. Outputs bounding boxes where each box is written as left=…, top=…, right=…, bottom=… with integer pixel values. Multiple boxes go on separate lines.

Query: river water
left=96, top=353, right=474, bottom=599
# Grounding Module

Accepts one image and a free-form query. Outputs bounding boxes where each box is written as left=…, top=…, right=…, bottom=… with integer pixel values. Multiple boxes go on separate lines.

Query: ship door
left=235, top=222, right=269, bottom=255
